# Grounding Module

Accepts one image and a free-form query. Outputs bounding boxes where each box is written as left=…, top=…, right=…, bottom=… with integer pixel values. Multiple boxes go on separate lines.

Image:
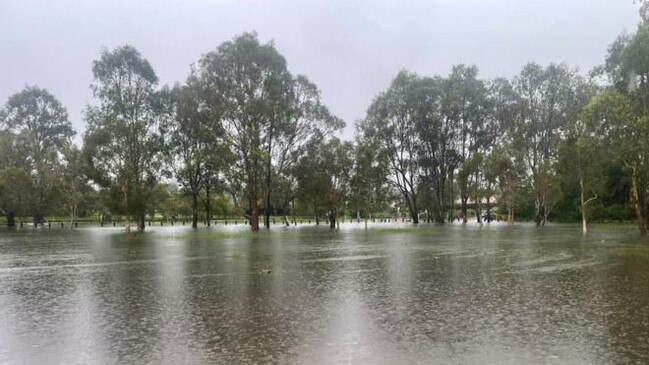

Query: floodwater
left=1, top=223, right=648, bottom=364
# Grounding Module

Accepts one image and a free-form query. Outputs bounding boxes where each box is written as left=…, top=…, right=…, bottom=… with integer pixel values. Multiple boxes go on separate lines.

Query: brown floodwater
left=0, top=223, right=648, bottom=364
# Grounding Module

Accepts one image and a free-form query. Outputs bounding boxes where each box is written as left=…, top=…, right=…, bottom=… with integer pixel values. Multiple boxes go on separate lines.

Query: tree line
left=2, top=14, right=649, bottom=234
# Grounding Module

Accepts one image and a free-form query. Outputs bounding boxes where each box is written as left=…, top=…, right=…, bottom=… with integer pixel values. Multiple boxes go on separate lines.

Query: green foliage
left=83, top=45, right=164, bottom=231
left=0, top=167, right=34, bottom=218
left=6, top=24, right=649, bottom=234
left=1, top=86, right=74, bottom=222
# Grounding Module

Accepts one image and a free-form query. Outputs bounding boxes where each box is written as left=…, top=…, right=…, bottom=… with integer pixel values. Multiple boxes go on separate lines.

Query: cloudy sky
left=0, top=0, right=640, bottom=139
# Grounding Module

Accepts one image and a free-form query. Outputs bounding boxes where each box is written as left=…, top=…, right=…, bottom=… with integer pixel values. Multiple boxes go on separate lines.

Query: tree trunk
left=264, top=189, right=271, bottom=230
left=461, top=196, right=468, bottom=224
left=476, top=199, right=483, bottom=226
left=507, top=187, right=514, bottom=226
left=205, top=184, right=211, bottom=227
left=250, top=196, right=260, bottom=231
left=631, top=172, right=647, bottom=236
left=137, top=213, right=145, bottom=231
left=264, top=122, right=273, bottom=230
left=6, top=211, right=15, bottom=228
left=329, top=210, right=336, bottom=229
left=124, top=182, right=131, bottom=234
left=411, top=199, right=419, bottom=224
left=534, top=194, right=546, bottom=226
left=69, top=209, right=75, bottom=229
left=580, top=172, right=587, bottom=235
left=485, top=196, right=492, bottom=224
left=401, top=190, right=419, bottom=225
left=191, top=193, right=198, bottom=229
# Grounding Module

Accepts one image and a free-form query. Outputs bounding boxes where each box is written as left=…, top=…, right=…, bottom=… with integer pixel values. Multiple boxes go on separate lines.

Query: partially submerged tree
left=295, top=137, right=353, bottom=228
left=2, top=86, right=74, bottom=225
left=261, top=75, right=343, bottom=229
left=197, top=32, right=293, bottom=231
left=510, top=63, right=582, bottom=226
left=57, top=146, right=91, bottom=227
left=445, top=65, right=494, bottom=224
left=162, top=80, right=223, bottom=228
left=84, top=45, right=163, bottom=232
left=360, top=71, right=423, bottom=224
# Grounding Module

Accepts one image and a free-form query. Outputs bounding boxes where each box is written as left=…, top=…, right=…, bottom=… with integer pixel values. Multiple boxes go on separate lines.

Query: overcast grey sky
left=0, top=0, right=640, bottom=139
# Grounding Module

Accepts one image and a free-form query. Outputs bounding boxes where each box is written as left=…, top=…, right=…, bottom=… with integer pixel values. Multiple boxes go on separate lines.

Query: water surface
left=1, top=223, right=648, bottom=364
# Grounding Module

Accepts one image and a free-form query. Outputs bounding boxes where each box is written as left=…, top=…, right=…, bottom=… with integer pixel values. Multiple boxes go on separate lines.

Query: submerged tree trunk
left=579, top=171, right=587, bottom=235
left=401, top=190, right=419, bottom=224
left=507, top=186, right=515, bottom=226
left=137, top=213, right=145, bottom=231
left=329, top=209, right=337, bottom=229
left=249, top=196, right=260, bottom=231
left=485, top=196, right=492, bottom=224
left=69, top=208, right=76, bottom=228
left=205, top=184, right=211, bottom=227
left=411, top=197, right=419, bottom=224
left=191, top=193, right=199, bottom=229
left=124, top=182, right=131, bottom=234
left=6, top=211, right=16, bottom=228
left=461, top=196, right=468, bottom=224
left=264, top=189, right=271, bottom=230
left=534, top=194, right=547, bottom=226
left=631, top=172, right=647, bottom=236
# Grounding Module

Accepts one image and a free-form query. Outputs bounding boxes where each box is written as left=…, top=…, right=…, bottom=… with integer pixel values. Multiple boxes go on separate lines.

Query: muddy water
left=0, top=223, right=648, bottom=364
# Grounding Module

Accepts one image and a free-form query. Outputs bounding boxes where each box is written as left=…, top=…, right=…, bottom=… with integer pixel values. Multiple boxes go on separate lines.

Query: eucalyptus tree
left=349, top=138, right=391, bottom=221
left=2, top=86, right=74, bottom=224
left=360, top=71, right=423, bottom=223
left=261, top=75, right=343, bottom=229
left=416, top=75, right=461, bottom=223
left=295, top=137, right=353, bottom=228
left=487, top=146, right=526, bottom=225
left=582, top=91, right=646, bottom=233
left=584, top=22, right=649, bottom=235
left=510, top=63, right=582, bottom=226
left=162, top=80, right=224, bottom=228
left=293, top=141, right=329, bottom=225
left=555, top=78, right=601, bottom=234
left=57, top=146, right=91, bottom=227
left=83, top=45, right=164, bottom=232
left=445, top=65, right=494, bottom=223
left=489, top=77, right=527, bottom=225
left=197, top=32, right=293, bottom=231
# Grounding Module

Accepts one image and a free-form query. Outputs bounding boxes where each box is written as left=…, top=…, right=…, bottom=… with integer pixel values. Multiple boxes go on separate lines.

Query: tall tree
left=589, top=22, right=649, bottom=235
left=349, top=138, right=390, bottom=222
left=57, top=146, right=91, bottom=227
left=162, top=80, right=224, bottom=228
left=295, top=137, right=353, bottom=228
left=445, top=65, right=494, bottom=224
left=583, top=91, right=648, bottom=234
left=510, top=63, right=581, bottom=226
left=261, top=75, right=343, bottom=229
left=197, top=32, right=292, bottom=231
left=2, top=86, right=74, bottom=225
left=361, top=71, right=423, bottom=223
left=84, top=45, right=163, bottom=232
left=416, top=76, right=460, bottom=223
left=556, top=78, right=601, bottom=234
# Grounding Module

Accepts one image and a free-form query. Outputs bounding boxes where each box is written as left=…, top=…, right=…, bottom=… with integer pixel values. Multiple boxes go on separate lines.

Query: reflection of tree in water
left=94, top=233, right=163, bottom=363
